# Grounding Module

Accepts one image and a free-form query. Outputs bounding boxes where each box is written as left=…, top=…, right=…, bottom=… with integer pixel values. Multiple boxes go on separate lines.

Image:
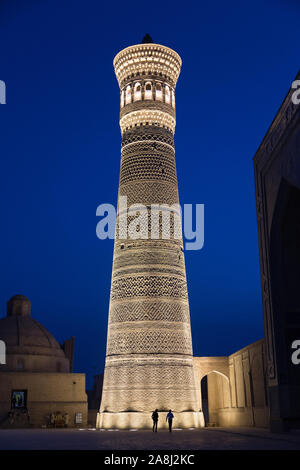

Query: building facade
left=0, top=295, right=88, bottom=428
left=254, top=71, right=300, bottom=431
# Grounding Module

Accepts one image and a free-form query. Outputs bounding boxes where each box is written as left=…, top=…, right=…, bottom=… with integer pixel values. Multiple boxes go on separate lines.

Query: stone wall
left=194, top=339, right=269, bottom=428
left=0, top=372, right=88, bottom=427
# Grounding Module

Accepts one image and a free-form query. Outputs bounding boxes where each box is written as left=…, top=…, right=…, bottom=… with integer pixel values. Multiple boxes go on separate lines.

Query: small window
left=120, top=90, right=124, bottom=108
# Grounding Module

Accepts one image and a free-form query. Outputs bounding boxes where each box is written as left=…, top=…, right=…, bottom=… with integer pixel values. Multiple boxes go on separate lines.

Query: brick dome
left=0, top=295, right=70, bottom=372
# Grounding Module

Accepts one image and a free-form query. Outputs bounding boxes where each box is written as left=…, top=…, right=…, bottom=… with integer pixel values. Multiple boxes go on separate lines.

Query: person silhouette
left=152, top=409, right=159, bottom=432
left=166, top=410, right=174, bottom=432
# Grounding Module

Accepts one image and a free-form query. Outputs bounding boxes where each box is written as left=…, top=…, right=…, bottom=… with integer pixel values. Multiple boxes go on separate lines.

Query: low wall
left=217, top=406, right=269, bottom=427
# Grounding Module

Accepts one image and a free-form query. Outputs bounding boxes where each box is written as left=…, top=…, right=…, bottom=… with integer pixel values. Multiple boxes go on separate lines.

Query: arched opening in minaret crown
left=125, top=85, right=131, bottom=104
left=134, top=82, right=142, bottom=101
left=144, top=82, right=152, bottom=100
left=165, top=85, right=170, bottom=104
left=155, top=82, right=162, bottom=101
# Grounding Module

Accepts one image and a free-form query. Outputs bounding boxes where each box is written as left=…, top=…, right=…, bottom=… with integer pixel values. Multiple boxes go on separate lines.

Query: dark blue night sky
left=0, top=0, right=299, bottom=387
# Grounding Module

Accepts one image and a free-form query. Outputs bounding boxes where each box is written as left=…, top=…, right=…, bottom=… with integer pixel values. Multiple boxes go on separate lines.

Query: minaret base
left=96, top=411, right=205, bottom=430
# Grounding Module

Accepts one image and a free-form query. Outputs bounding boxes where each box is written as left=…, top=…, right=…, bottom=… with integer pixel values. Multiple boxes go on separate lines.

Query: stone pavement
left=1, top=427, right=300, bottom=450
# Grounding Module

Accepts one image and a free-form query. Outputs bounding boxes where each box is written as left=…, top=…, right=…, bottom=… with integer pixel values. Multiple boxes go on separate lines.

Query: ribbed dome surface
left=0, top=295, right=70, bottom=372
left=0, top=315, right=65, bottom=356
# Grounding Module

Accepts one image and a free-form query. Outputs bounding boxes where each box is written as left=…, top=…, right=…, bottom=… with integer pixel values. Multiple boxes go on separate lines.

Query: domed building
left=0, top=295, right=71, bottom=373
left=0, top=295, right=87, bottom=428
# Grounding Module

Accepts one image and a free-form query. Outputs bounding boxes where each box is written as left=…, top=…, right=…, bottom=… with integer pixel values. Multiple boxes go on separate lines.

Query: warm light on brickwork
left=98, top=41, right=203, bottom=430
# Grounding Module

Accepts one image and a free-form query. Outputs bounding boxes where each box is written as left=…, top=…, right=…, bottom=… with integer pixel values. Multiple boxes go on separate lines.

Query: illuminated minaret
left=98, top=36, right=203, bottom=429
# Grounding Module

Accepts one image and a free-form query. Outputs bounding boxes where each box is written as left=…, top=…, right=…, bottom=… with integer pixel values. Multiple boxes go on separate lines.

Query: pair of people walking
left=151, top=409, right=174, bottom=432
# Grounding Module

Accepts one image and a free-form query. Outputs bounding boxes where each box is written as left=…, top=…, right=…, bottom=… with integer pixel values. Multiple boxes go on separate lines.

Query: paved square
left=1, top=427, right=300, bottom=450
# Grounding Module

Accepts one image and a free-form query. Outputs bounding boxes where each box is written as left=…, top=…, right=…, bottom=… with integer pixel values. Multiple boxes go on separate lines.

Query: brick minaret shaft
left=98, top=39, right=203, bottom=429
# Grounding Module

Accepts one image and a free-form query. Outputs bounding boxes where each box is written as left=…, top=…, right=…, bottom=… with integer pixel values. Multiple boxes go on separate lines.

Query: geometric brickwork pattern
left=106, top=329, right=192, bottom=355
left=110, top=275, right=188, bottom=300
left=119, top=146, right=178, bottom=185
left=112, top=248, right=185, bottom=272
left=99, top=41, right=200, bottom=420
left=101, top=359, right=198, bottom=412
left=109, top=300, right=190, bottom=323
